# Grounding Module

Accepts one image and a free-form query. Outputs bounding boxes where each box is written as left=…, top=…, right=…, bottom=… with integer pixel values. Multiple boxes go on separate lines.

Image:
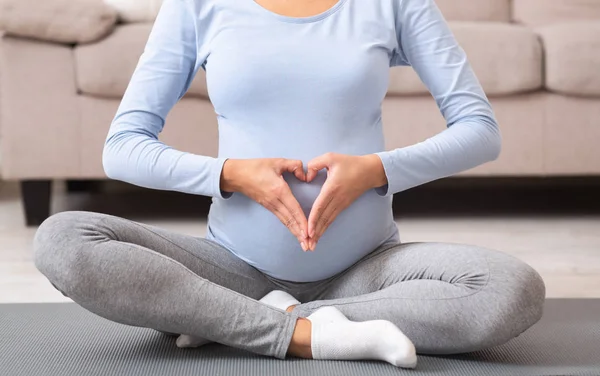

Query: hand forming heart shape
left=304, top=153, right=387, bottom=251
left=219, top=153, right=387, bottom=252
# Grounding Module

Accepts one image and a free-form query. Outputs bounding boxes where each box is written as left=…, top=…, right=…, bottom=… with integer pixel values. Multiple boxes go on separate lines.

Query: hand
left=305, top=153, right=387, bottom=251
left=220, top=158, right=310, bottom=251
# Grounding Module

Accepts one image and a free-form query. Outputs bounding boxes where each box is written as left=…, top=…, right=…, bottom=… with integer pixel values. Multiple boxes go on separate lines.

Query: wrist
left=362, top=154, right=388, bottom=189
left=220, top=159, right=240, bottom=193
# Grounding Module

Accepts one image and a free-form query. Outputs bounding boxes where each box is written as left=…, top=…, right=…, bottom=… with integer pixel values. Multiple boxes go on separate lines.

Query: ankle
left=286, top=304, right=297, bottom=313
left=287, top=318, right=312, bottom=358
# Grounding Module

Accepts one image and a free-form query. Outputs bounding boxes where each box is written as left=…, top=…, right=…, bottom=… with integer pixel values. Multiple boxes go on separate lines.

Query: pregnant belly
left=207, top=171, right=398, bottom=282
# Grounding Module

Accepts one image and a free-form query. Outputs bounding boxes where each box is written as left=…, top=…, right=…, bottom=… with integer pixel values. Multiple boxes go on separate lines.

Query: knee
left=34, top=211, right=78, bottom=271
left=467, top=256, right=546, bottom=351
left=512, top=261, right=546, bottom=335
left=33, top=211, right=97, bottom=291
left=499, top=256, right=546, bottom=330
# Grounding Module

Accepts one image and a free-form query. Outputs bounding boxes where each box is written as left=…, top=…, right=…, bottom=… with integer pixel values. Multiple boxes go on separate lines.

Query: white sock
left=176, top=290, right=301, bottom=348
left=307, top=306, right=417, bottom=369
left=258, top=290, right=301, bottom=312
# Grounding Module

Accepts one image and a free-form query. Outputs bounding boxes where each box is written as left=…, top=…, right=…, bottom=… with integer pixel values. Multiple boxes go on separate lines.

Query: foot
left=306, top=306, right=417, bottom=368
left=176, top=290, right=301, bottom=348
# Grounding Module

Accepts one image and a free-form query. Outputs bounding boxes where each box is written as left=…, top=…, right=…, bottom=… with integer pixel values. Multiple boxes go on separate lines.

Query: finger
left=306, top=153, right=333, bottom=183
left=306, top=238, right=317, bottom=252
left=261, top=181, right=306, bottom=243
left=281, top=159, right=306, bottom=182
left=310, top=202, right=336, bottom=250
left=271, top=201, right=306, bottom=245
left=307, top=238, right=315, bottom=252
left=314, top=198, right=341, bottom=242
left=308, top=185, right=335, bottom=240
left=277, top=183, right=309, bottom=241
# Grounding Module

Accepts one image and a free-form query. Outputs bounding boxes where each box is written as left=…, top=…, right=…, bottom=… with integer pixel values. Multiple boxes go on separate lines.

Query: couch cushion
left=0, top=0, right=117, bottom=44
left=79, top=96, right=218, bottom=177
left=537, top=22, right=600, bottom=97
left=75, top=24, right=208, bottom=98
left=543, top=94, right=600, bottom=174
left=80, top=22, right=543, bottom=100
left=381, top=93, right=546, bottom=175
left=436, top=0, right=511, bottom=22
left=513, top=0, right=600, bottom=26
left=388, top=22, right=543, bottom=97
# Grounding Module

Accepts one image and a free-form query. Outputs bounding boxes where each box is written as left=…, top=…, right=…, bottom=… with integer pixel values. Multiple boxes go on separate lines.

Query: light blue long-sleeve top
left=103, top=0, right=501, bottom=282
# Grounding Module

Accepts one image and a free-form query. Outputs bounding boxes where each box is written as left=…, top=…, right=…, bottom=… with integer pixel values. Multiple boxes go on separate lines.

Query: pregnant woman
left=33, top=0, right=546, bottom=369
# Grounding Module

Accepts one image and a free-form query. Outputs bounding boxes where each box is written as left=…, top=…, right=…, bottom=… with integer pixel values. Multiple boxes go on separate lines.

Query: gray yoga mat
left=1, top=299, right=599, bottom=376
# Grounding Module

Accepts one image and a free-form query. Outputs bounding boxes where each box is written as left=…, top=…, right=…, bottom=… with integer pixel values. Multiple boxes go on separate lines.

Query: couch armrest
left=0, top=36, right=80, bottom=179
left=0, top=0, right=117, bottom=44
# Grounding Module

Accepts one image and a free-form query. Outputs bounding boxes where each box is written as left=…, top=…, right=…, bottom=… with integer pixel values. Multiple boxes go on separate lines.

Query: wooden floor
left=1, top=179, right=599, bottom=303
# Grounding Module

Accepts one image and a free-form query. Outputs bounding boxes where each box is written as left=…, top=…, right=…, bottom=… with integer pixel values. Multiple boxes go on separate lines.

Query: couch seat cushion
left=435, top=0, right=511, bottom=22
left=75, top=24, right=208, bottom=98
left=513, top=0, right=600, bottom=26
left=388, top=23, right=543, bottom=97
left=537, top=22, right=600, bottom=97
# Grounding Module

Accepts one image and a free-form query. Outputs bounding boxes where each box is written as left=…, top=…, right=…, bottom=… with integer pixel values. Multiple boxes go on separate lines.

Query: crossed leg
left=294, top=242, right=546, bottom=354
left=33, top=211, right=298, bottom=359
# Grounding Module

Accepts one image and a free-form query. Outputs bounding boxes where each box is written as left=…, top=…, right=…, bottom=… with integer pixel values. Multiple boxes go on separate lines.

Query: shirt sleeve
left=102, top=0, right=231, bottom=199
left=374, top=0, right=502, bottom=196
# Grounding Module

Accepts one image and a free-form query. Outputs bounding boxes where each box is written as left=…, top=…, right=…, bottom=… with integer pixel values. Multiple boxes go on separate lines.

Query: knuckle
left=259, top=197, right=275, bottom=210
left=318, top=215, right=329, bottom=225
left=271, top=158, right=285, bottom=170
left=269, top=183, right=284, bottom=196
left=284, top=217, right=295, bottom=229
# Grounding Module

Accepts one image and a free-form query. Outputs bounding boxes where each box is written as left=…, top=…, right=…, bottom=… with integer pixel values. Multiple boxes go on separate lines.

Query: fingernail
left=301, top=242, right=307, bottom=251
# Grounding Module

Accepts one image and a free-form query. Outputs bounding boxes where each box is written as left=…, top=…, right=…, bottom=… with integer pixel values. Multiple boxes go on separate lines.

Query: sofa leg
left=20, top=180, right=52, bottom=227
left=66, top=179, right=101, bottom=193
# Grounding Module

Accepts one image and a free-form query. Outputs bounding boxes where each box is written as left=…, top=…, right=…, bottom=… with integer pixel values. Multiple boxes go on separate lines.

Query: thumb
left=279, top=159, right=306, bottom=182
left=306, top=153, right=334, bottom=183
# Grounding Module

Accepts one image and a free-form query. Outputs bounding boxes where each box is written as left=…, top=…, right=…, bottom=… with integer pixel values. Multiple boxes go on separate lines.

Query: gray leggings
left=33, top=211, right=545, bottom=360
